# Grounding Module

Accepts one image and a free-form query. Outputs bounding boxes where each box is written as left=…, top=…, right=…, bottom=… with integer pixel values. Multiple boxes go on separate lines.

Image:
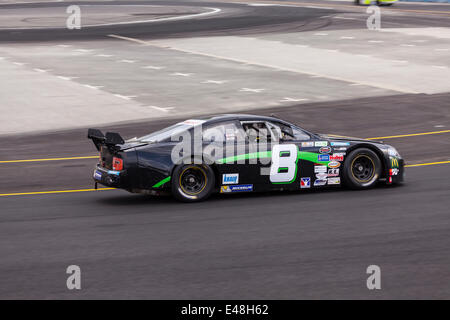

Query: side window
left=202, top=122, right=245, bottom=143
left=242, top=121, right=272, bottom=143
left=291, top=126, right=311, bottom=141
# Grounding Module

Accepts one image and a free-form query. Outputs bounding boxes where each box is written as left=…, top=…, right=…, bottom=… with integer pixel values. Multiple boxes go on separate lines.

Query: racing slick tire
left=172, top=164, right=215, bottom=202
left=342, top=148, right=381, bottom=189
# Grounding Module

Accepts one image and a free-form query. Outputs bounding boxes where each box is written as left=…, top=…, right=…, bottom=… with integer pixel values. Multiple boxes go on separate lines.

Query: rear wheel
left=172, top=164, right=215, bottom=202
left=342, top=148, right=381, bottom=189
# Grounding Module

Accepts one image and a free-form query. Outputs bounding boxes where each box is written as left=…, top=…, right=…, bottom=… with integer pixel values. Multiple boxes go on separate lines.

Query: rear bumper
left=93, top=165, right=124, bottom=188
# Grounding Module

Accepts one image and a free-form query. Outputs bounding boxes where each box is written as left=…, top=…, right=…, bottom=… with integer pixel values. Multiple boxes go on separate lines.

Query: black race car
left=88, top=114, right=404, bottom=202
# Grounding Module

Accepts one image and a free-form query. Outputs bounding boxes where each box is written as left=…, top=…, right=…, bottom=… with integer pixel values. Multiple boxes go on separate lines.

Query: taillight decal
left=112, top=157, right=123, bottom=171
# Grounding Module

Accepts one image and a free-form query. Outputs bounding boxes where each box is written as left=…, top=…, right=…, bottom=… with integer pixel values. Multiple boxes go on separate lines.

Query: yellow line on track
left=0, top=131, right=449, bottom=164
left=0, top=161, right=449, bottom=197
left=0, top=188, right=115, bottom=197
left=405, top=161, right=450, bottom=168
left=0, top=156, right=98, bottom=164
left=367, top=130, right=450, bottom=140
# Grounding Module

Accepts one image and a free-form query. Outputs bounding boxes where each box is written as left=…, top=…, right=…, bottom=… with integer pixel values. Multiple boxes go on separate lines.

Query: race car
left=88, top=114, right=404, bottom=202
left=355, top=0, right=397, bottom=5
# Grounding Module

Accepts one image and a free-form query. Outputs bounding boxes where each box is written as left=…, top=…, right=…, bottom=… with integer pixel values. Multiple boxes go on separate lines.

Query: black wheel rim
left=180, top=167, right=206, bottom=195
left=351, top=155, right=375, bottom=182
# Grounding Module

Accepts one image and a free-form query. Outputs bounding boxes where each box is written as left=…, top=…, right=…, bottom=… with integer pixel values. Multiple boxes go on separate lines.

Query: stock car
left=88, top=114, right=404, bottom=202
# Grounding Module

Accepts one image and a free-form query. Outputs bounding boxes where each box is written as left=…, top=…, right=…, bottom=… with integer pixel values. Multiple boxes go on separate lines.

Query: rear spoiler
left=87, top=128, right=125, bottom=151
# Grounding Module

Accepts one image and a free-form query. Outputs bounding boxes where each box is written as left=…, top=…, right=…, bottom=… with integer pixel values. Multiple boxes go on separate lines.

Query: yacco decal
left=328, top=161, right=341, bottom=169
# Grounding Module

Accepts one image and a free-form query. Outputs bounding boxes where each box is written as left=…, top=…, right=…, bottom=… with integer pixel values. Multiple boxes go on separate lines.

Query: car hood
left=317, top=134, right=383, bottom=144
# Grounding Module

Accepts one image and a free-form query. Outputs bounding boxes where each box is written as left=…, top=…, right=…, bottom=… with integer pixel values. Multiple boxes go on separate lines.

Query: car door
left=265, top=121, right=331, bottom=190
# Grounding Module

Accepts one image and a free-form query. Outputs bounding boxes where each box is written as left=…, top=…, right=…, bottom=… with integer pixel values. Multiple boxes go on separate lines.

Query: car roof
left=200, top=114, right=292, bottom=125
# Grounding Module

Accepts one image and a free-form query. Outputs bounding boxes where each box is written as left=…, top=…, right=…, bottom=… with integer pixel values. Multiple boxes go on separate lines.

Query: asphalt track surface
left=1, top=0, right=450, bottom=299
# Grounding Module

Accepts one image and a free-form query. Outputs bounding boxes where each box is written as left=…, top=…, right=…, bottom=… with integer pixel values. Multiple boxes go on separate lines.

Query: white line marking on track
left=75, top=49, right=94, bottom=53
left=148, top=106, right=174, bottom=112
left=114, top=94, right=137, bottom=100
left=339, top=36, right=355, bottom=39
left=280, top=97, right=309, bottom=102
left=95, top=54, right=114, bottom=57
left=85, top=7, right=222, bottom=27
left=368, top=40, right=384, bottom=43
left=240, top=88, right=265, bottom=93
left=434, top=125, right=445, bottom=128
left=435, top=48, right=449, bottom=51
left=142, top=65, right=166, bottom=70
left=83, top=84, right=104, bottom=90
left=432, top=65, right=448, bottom=69
left=305, top=6, right=332, bottom=10
left=33, top=68, right=51, bottom=73
left=170, top=72, right=193, bottom=77
left=117, top=59, right=138, bottom=63
left=314, top=33, right=328, bottom=36
left=57, top=76, right=78, bottom=81
left=400, top=44, right=416, bottom=47
left=57, top=44, right=72, bottom=48
left=349, top=83, right=364, bottom=86
left=13, top=62, right=27, bottom=66
left=202, top=80, right=228, bottom=84
left=333, top=16, right=359, bottom=20
left=391, top=60, right=408, bottom=63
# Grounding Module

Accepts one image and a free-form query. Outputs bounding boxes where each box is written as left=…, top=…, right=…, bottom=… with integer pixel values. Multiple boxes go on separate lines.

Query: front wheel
left=342, top=148, right=381, bottom=189
left=171, top=164, right=215, bottom=202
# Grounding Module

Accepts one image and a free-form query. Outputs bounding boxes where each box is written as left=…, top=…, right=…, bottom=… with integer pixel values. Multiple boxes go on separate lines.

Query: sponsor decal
left=390, top=168, right=399, bottom=176
left=328, top=161, right=341, bottom=168
left=300, top=177, right=311, bottom=188
left=94, top=170, right=102, bottom=180
left=318, top=154, right=330, bottom=162
left=316, top=173, right=328, bottom=180
left=328, top=168, right=339, bottom=177
left=328, top=177, right=341, bottom=185
left=390, top=157, right=399, bottom=168
left=222, top=173, right=239, bottom=185
left=330, top=153, right=344, bottom=161
left=107, top=170, right=120, bottom=176
left=331, top=142, right=350, bottom=146
left=301, top=141, right=314, bottom=148
left=314, top=165, right=328, bottom=173
left=319, top=146, right=332, bottom=154
left=314, top=179, right=327, bottom=187
left=334, top=147, right=347, bottom=151
left=314, top=141, right=328, bottom=147
left=220, top=184, right=253, bottom=193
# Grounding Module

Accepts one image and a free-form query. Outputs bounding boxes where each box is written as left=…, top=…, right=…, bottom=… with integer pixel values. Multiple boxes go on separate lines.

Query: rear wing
left=87, top=128, right=125, bottom=151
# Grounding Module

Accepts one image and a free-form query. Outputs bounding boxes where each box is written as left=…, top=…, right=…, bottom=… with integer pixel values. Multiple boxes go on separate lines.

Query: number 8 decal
left=270, top=144, right=298, bottom=183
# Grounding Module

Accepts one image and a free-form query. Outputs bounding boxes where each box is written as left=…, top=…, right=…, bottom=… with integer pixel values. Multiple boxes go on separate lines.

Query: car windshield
left=136, top=120, right=206, bottom=143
